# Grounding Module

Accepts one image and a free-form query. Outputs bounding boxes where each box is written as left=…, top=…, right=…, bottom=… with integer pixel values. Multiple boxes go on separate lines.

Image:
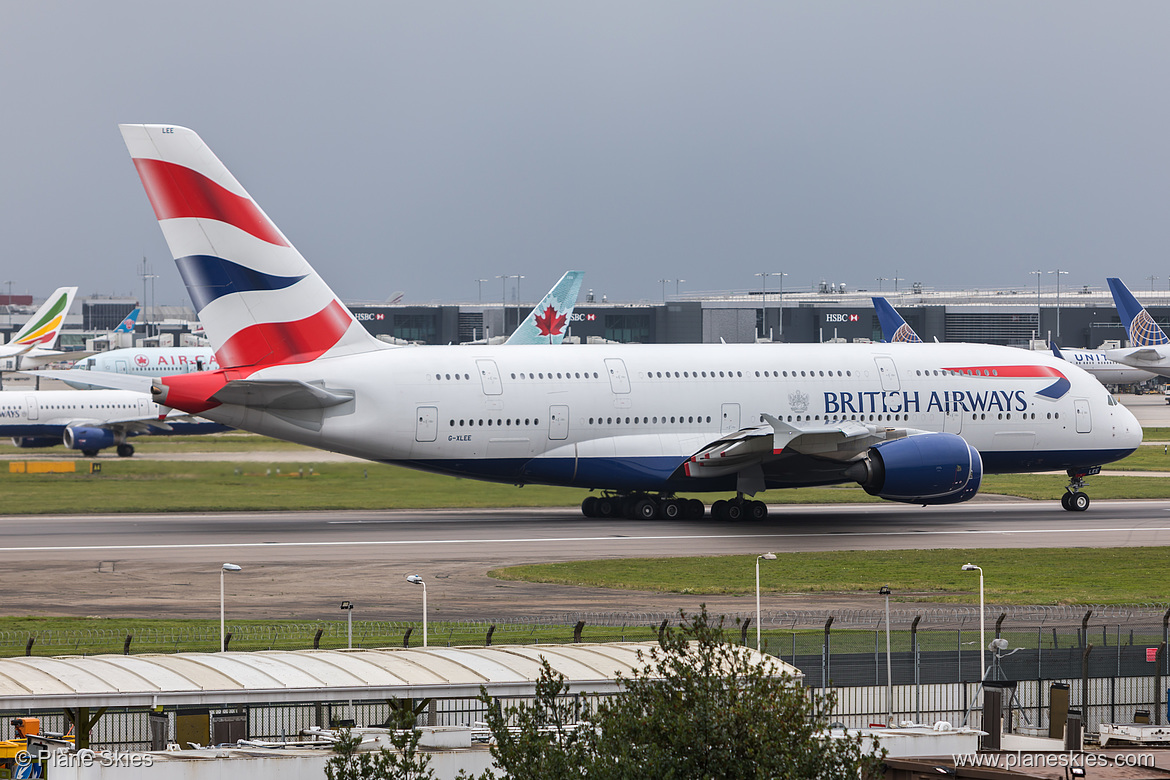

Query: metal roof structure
left=0, top=643, right=801, bottom=710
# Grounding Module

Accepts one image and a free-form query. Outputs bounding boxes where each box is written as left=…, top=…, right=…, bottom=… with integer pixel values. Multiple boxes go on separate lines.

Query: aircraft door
left=116, top=359, right=129, bottom=374
left=604, top=358, right=631, bottom=394
left=415, top=406, right=438, bottom=442
left=476, top=359, right=503, bottom=395
left=25, top=396, right=38, bottom=421
left=721, top=403, right=740, bottom=434
left=1074, top=399, right=1091, bottom=433
left=137, top=397, right=150, bottom=417
left=874, top=356, right=900, bottom=392
left=548, top=405, right=569, bottom=440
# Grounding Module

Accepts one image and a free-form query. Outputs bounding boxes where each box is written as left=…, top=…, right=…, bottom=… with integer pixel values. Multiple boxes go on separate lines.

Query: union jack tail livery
left=872, top=297, right=922, bottom=343
left=505, top=271, right=584, bottom=345
left=1107, top=277, right=1169, bottom=347
left=119, top=125, right=386, bottom=369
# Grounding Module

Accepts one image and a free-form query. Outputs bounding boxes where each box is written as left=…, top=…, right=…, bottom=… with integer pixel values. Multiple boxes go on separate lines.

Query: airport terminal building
left=2, top=285, right=1165, bottom=350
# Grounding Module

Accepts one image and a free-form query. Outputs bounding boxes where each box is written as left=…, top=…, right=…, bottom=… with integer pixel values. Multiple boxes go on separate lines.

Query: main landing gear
left=1060, top=467, right=1099, bottom=512
left=580, top=493, right=768, bottom=521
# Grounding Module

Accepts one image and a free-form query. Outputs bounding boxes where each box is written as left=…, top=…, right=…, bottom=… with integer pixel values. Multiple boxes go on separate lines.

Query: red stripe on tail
left=132, top=158, right=289, bottom=247
left=214, top=300, right=352, bottom=369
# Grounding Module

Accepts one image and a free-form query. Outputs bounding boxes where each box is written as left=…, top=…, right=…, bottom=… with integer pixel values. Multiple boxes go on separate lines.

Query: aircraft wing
left=1105, top=346, right=1170, bottom=365
left=683, top=414, right=907, bottom=481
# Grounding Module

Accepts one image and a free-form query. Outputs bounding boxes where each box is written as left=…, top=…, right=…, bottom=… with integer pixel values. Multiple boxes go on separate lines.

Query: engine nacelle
left=845, top=432, right=983, bottom=505
left=11, top=436, right=61, bottom=449
left=62, top=426, right=117, bottom=453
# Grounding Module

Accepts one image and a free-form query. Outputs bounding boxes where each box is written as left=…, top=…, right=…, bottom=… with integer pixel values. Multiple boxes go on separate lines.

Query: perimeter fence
left=5, top=604, right=1169, bottom=691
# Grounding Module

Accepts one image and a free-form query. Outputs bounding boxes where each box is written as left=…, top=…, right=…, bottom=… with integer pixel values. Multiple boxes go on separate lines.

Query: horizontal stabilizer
left=23, top=369, right=154, bottom=393
left=210, top=379, right=355, bottom=409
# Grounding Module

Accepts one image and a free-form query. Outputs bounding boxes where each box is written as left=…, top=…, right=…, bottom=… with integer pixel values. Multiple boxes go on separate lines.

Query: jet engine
left=62, top=426, right=117, bottom=453
left=844, top=432, right=982, bottom=505
left=11, top=436, right=60, bottom=449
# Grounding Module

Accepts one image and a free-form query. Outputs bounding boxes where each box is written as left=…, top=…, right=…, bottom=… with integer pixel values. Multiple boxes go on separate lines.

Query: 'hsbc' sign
left=825, top=313, right=860, bottom=323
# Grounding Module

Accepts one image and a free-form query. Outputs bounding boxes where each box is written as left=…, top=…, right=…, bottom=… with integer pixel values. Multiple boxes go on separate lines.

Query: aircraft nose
left=1115, top=401, right=1143, bottom=453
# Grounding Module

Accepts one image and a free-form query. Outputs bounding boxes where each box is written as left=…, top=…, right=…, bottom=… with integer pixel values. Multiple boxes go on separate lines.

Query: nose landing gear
left=1061, top=467, right=1099, bottom=512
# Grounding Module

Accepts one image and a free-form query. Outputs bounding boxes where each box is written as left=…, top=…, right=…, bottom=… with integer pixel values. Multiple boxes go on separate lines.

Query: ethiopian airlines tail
left=118, top=124, right=387, bottom=369
left=505, top=271, right=584, bottom=345
left=871, top=297, right=921, bottom=343
left=7, top=286, right=77, bottom=351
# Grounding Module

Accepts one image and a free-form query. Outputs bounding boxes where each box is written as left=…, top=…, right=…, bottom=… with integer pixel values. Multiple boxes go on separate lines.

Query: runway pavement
left=3, top=499, right=1169, bottom=621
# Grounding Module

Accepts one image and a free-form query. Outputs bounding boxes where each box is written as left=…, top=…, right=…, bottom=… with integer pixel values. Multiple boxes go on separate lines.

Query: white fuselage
left=187, top=341, right=1141, bottom=492
left=72, top=347, right=218, bottom=377
left=1054, top=346, right=1157, bottom=385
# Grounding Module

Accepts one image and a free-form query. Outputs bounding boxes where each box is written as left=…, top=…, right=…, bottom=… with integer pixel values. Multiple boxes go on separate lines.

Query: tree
left=325, top=726, right=435, bottom=780
left=470, top=606, right=884, bottom=780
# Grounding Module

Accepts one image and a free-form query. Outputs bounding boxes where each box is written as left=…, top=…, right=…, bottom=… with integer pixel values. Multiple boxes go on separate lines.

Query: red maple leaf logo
left=535, top=305, right=567, bottom=337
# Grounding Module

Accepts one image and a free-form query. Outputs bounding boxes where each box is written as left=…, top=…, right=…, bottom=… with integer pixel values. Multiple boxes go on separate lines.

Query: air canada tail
left=1107, top=277, right=1169, bottom=347
left=505, top=271, right=584, bottom=345
left=871, top=297, right=921, bottom=343
left=11, top=286, right=77, bottom=348
left=119, top=124, right=386, bottom=369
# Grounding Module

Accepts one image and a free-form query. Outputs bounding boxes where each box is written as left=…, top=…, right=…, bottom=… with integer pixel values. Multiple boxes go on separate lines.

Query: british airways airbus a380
left=119, top=124, right=1141, bottom=517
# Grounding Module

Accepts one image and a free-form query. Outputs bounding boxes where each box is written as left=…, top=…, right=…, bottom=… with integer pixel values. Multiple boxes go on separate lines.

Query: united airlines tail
left=1107, top=277, right=1169, bottom=347
left=872, top=297, right=922, bottom=343
left=9, top=286, right=77, bottom=349
left=119, top=124, right=387, bottom=369
left=505, top=271, right=584, bottom=345
left=112, top=307, right=141, bottom=334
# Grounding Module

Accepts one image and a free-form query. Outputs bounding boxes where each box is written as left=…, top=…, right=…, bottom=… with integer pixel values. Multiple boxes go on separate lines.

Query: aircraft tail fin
left=1107, top=277, right=1169, bottom=347
left=119, top=124, right=387, bottom=370
left=113, top=307, right=141, bottom=334
left=10, top=286, right=77, bottom=349
left=1049, top=341, right=1065, bottom=359
left=871, top=297, right=921, bottom=343
left=505, top=271, right=584, bottom=345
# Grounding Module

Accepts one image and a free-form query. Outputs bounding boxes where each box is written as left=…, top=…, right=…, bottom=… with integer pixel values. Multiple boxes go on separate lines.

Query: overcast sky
left=3, top=2, right=1169, bottom=307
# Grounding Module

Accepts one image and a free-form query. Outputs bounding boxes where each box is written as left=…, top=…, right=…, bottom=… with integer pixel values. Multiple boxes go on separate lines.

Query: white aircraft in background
left=2, top=389, right=229, bottom=457
left=1047, top=341, right=1155, bottom=387
left=0, top=287, right=78, bottom=371
left=120, top=124, right=1140, bottom=515
left=1104, top=277, right=1170, bottom=378
left=66, top=346, right=218, bottom=388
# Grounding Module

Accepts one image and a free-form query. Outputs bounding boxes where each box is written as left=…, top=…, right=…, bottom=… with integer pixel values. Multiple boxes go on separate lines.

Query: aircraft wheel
left=724, top=501, right=744, bottom=521
left=660, top=499, right=682, bottom=520
left=595, top=497, right=617, bottom=517
left=81, top=449, right=99, bottom=458
left=1060, top=493, right=1073, bottom=511
left=748, top=501, right=768, bottom=521
left=1071, top=492, right=1090, bottom=512
left=581, top=496, right=598, bottom=517
left=633, top=498, right=659, bottom=520
left=687, top=499, right=705, bottom=519
left=116, top=443, right=135, bottom=458
left=711, top=500, right=728, bottom=521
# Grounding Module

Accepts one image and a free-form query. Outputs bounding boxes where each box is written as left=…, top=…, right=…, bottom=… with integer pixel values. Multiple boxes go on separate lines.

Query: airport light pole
left=406, top=574, right=427, bottom=647
left=220, top=563, right=242, bottom=652
left=340, top=600, right=354, bottom=649
left=756, top=272, right=786, bottom=342
left=675, top=279, right=685, bottom=297
left=756, top=553, right=776, bottom=650
left=1048, top=269, right=1068, bottom=340
left=880, top=586, right=892, bottom=724
left=1030, top=270, right=1043, bottom=339
left=875, top=277, right=888, bottom=292
left=474, top=279, right=488, bottom=303
left=659, top=279, right=672, bottom=302
left=962, top=564, right=985, bottom=684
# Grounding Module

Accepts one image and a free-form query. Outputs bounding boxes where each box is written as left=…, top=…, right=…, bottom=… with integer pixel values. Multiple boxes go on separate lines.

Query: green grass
left=490, top=547, right=1170, bottom=605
